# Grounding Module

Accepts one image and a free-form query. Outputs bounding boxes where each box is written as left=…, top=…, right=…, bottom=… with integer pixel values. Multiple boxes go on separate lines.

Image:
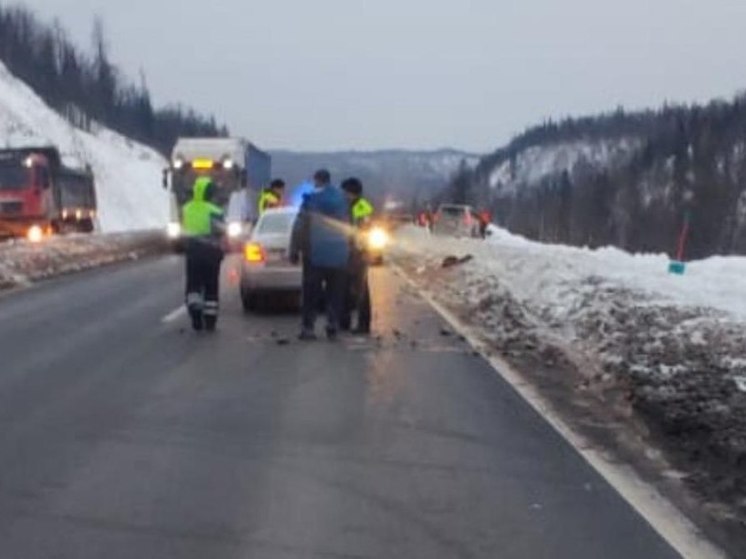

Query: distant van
left=433, top=204, right=479, bottom=238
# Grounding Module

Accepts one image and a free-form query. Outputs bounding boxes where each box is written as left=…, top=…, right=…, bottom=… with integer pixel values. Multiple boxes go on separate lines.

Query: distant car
left=432, top=204, right=479, bottom=237
left=382, top=213, right=415, bottom=230
left=240, top=207, right=301, bottom=311
left=364, top=222, right=391, bottom=266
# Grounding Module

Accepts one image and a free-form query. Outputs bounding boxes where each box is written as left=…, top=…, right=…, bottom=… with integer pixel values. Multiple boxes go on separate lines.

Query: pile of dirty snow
left=0, top=62, right=168, bottom=232
left=0, top=233, right=168, bottom=290
left=395, top=226, right=746, bottom=522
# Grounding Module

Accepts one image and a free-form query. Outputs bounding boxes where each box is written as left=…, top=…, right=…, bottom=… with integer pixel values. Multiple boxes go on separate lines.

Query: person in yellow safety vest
left=258, top=179, right=286, bottom=215
left=181, top=176, right=225, bottom=332
left=341, top=177, right=374, bottom=334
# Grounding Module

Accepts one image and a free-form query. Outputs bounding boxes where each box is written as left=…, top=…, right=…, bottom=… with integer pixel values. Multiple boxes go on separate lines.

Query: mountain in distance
left=451, top=102, right=746, bottom=258
left=271, top=149, right=480, bottom=210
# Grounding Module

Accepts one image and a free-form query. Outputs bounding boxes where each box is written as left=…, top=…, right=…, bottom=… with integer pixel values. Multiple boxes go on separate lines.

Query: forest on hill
left=449, top=101, right=746, bottom=258
left=0, top=4, right=226, bottom=155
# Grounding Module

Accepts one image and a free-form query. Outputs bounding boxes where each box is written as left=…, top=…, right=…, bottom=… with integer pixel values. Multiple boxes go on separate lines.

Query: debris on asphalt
left=441, top=255, right=474, bottom=269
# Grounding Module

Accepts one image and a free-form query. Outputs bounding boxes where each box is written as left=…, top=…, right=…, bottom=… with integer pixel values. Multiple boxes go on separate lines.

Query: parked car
left=432, top=204, right=479, bottom=237
left=240, top=207, right=301, bottom=311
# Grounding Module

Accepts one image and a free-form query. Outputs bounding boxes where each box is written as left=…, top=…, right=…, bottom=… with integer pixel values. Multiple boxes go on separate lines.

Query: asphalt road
left=0, top=256, right=681, bottom=559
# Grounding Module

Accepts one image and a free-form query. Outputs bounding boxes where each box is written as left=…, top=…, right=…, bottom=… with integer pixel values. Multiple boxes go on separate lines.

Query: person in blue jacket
left=290, top=169, right=351, bottom=340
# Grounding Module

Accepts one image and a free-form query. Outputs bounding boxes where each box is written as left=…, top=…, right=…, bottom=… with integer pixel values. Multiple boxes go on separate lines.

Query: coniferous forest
left=0, top=4, right=226, bottom=155
left=448, top=102, right=746, bottom=258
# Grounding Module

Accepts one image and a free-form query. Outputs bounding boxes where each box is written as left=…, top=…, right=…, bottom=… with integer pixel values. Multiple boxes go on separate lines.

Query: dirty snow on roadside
left=0, top=232, right=166, bottom=290
left=395, top=226, right=746, bottom=517
left=0, top=61, right=168, bottom=232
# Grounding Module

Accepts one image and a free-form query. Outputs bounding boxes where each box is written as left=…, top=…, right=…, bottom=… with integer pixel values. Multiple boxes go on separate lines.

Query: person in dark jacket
left=290, top=169, right=350, bottom=340
left=181, top=177, right=225, bottom=332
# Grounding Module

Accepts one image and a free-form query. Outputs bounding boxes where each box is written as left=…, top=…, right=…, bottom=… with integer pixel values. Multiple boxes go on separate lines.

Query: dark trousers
left=344, top=262, right=371, bottom=331
left=302, top=264, right=346, bottom=333
left=185, top=240, right=223, bottom=327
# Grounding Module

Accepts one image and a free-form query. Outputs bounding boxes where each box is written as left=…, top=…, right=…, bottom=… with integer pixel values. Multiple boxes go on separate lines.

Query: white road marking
left=161, top=306, right=187, bottom=324
left=391, top=263, right=726, bottom=559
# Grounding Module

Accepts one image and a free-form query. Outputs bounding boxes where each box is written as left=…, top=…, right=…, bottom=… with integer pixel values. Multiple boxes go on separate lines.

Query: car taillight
left=244, top=242, right=266, bottom=263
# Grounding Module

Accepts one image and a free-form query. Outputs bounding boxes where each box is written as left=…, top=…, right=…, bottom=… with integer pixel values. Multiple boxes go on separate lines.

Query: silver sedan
left=240, top=207, right=302, bottom=311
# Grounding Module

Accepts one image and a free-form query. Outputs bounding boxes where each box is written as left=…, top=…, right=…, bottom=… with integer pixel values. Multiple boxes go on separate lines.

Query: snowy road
left=0, top=257, right=681, bottom=558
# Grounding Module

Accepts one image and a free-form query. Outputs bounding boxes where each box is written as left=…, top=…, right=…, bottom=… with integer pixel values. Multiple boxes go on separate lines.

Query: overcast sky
left=17, top=0, right=746, bottom=152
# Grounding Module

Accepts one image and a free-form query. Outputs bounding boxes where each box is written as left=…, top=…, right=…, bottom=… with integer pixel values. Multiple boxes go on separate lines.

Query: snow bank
left=395, top=227, right=746, bottom=526
left=403, top=224, right=746, bottom=322
left=0, top=62, right=168, bottom=232
left=480, top=224, right=746, bottom=321
left=0, top=233, right=168, bottom=290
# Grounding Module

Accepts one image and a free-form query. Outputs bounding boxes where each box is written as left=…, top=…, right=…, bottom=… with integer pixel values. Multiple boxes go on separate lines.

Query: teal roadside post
left=669, top=193, right=693, bottom=275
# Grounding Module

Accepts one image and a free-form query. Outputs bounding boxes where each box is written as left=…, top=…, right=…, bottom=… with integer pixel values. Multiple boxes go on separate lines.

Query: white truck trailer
left=163, top=137, right=271, bottom=248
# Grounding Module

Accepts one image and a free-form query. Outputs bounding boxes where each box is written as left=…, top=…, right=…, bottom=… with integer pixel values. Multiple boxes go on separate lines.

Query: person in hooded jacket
left=181, top=176, right=225, bottom=332
left=290, top=169, right=350, bottom=340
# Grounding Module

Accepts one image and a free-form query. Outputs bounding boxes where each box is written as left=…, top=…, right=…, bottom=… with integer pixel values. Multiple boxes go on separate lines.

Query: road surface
left=0, top=256, right=681, bottom=558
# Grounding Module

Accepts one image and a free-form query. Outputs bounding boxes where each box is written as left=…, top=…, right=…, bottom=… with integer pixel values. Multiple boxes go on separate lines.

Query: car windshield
left=256, top=212, right=296, bottom=236
left=0, top=164, right=29, bottom=190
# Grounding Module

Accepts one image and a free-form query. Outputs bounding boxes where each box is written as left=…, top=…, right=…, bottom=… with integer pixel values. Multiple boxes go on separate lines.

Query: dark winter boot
left=203, top=301, right=218, bottom=333
left=189, top=308, right=204, bottom=332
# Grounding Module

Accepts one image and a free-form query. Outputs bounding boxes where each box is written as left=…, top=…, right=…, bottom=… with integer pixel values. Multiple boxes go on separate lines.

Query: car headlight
left=368, top=227, right=390, bottom=251
left=166, top=222, right=181, bottom=239
left=227, top=222, right=243, bottom=238
left=27, top=225, right=44, bottom=243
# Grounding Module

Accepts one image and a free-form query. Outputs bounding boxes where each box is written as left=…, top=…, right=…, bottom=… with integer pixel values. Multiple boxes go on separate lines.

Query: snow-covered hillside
left=0, top=62, right=168, bottom=232
left=488, top=138, right=640, bottom=195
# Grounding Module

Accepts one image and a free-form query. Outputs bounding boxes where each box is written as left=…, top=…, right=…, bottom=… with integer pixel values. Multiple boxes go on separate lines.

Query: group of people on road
left=179, top=169, right=376, bottom=339
left=289, top=169, right=374, bottom=340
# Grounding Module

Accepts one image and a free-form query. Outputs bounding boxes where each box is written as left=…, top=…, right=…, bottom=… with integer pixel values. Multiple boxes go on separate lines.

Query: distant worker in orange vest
left=478, top=209, right=492, bottom=239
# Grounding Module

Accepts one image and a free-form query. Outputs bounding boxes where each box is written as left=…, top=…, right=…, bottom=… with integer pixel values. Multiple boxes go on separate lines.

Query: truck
left=163, top=137, right=271, bottom=249
left=0, top=147, right=97, bottom=241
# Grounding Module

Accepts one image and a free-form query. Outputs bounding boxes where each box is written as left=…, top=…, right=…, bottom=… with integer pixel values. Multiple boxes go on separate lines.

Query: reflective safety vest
left=182, top=177, right=224, bottom=236
left=351, top=197, right=374, bottom=227
left=258, top=189, right=281, bottom=215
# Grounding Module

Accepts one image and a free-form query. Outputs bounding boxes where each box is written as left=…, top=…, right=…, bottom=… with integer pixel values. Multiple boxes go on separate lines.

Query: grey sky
left=17, top=0, right=746, bottom=152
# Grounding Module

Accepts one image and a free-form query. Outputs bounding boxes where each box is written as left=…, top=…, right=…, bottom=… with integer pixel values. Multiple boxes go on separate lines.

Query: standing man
left=181, top=177, right=225, bottom=332
left=341, top=177, right=374, bottom=335
left=290, top=169, right=350, bottom=340
left=258, top=179, right=286, bottom=215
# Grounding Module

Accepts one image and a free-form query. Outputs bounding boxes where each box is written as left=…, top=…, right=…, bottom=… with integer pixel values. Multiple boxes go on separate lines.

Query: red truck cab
left=0, top=147, right=96, bottom=240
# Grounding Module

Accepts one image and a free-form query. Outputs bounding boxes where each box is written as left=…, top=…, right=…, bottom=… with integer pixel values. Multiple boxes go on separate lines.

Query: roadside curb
left=391, top=262, right=727, bottom=559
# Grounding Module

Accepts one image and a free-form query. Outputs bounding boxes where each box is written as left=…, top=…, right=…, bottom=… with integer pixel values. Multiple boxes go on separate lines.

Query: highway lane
left=0, top=256, right=681, bottom=558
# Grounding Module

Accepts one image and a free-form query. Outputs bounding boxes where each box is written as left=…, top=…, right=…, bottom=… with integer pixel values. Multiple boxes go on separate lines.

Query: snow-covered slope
left=487, top=138, right=640, bottom=195
left=0, top=62, right=168, bottom=232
